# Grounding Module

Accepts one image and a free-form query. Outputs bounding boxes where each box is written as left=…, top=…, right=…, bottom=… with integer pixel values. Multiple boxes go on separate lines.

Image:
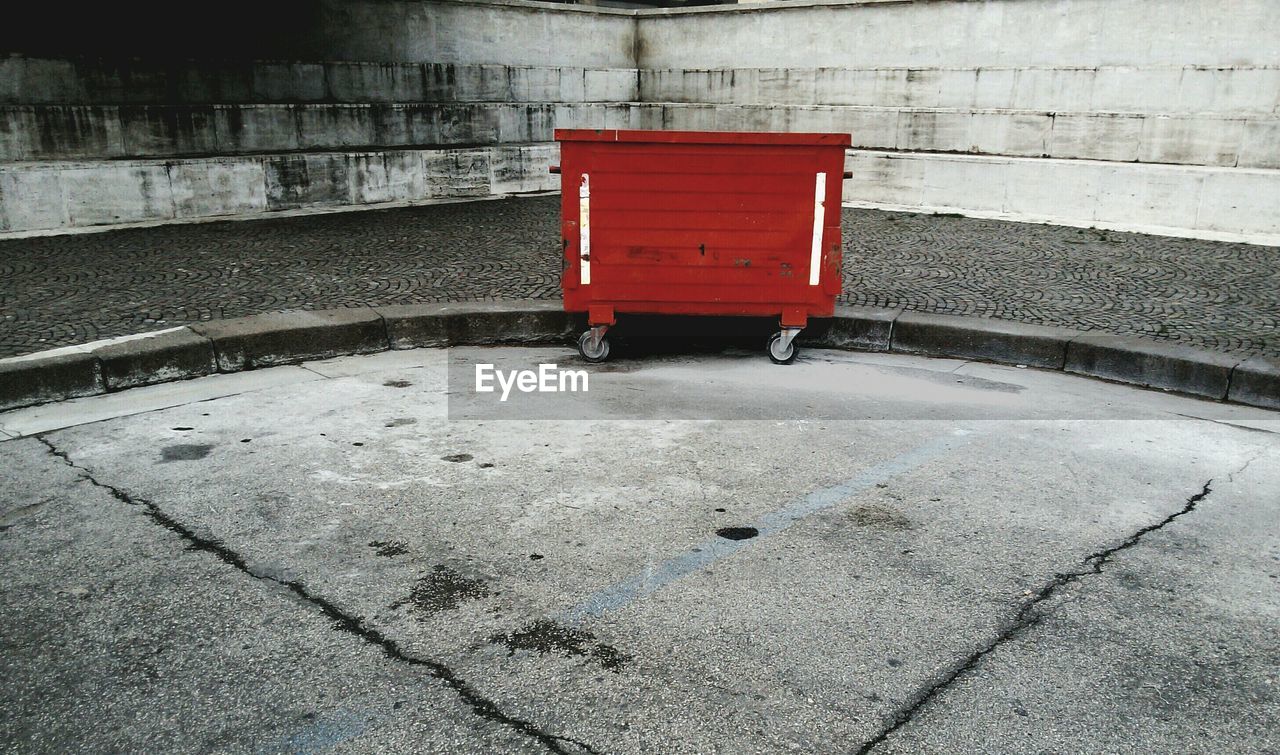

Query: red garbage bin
left=553, top=128, right=851, bottom=364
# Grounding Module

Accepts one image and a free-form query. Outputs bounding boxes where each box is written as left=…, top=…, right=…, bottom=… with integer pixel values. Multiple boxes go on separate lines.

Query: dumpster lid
left=554, top=129, right=852, bottom=147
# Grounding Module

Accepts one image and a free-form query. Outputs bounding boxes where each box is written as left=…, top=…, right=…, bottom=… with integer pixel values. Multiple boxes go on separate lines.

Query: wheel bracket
left=777, top=327, right=801, bottom=352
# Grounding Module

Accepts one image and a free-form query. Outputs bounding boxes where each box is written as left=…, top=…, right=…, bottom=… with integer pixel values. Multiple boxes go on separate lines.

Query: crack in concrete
left=1173, top=413, right=1280, bottom=436
left=36, top=436, right=600, bottom=755
left=855, top=478, right=1217, bottom=755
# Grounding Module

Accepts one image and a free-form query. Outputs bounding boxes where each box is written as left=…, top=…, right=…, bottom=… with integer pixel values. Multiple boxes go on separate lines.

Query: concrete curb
left=0, top=301, right=1276, bottom=413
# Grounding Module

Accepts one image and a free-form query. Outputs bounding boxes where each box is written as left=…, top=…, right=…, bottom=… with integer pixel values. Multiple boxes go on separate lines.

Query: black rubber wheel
left=578, top=330, right=611, bottom=363
left=767, top=332, right=797, bottom=365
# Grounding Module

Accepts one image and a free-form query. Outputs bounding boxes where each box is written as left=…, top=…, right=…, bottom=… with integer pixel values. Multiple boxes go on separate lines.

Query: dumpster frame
left=553, top=129, right=852, bottom=363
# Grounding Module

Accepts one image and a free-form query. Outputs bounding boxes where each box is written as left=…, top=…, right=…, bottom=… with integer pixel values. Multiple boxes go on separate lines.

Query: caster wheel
left=767, top=332, right=797, bottom=364
left=578, top=330, right=611, bottom=363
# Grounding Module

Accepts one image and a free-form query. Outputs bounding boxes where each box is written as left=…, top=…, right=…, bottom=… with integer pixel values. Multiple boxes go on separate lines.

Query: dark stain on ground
left=442, top=453, right=473, bottom=463
left=369, top=540, right=409, bottom=557
left=392, top=565, right=487, bottom=616
left=848, top=504, right=915, bottom=531
left=160, top=444, right=213, bottom=462
left=716, top=526, right=759, bottom=541
left=489, top=619, right=631, bottom=671
left=383, top=379, right=413, bottom=388
left=587, top=362, right=639, bottom=373
left=384, top=418, right=417, bottom=428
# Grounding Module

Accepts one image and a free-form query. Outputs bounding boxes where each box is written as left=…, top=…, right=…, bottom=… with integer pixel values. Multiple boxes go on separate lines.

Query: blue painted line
left=560, top=431, right=971, bottom=624
left=257, top=708, right=372, bottom=754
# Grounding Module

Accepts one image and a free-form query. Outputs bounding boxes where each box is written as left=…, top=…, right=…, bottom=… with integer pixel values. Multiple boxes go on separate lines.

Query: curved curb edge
left=1, top=302, right=1277, bottom=414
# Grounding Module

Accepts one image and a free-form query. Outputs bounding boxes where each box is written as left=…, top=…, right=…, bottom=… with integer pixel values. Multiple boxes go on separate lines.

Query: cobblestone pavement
left=1, top=195, right=1277, bottom=359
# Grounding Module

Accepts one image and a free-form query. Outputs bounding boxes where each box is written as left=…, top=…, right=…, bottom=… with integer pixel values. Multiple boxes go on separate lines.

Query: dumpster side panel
left=559, top=131, right=847, bottom=324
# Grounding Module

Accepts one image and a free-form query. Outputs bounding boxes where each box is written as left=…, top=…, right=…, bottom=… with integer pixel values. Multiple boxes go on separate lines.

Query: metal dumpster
left=553, top=128, right=851, bottom=363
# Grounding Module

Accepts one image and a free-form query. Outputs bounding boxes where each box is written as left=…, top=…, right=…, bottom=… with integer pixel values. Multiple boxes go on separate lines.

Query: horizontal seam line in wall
left=846, top=147, right=1280, bottom=172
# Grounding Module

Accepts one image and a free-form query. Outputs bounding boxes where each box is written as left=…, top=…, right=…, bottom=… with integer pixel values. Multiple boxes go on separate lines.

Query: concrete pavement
left=2, top=346, right=1278, bottom=753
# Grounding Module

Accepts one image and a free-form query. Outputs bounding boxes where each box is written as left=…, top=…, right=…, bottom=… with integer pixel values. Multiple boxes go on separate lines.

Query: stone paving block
left=0, top=353, right=103, bottom=411
left=801, top=306, right=900, bottom=352
left=892, top=312, right=1074, bottom=368
left=1226, top=355, right=1280, bottom=410
left=213, top=104, right=299, bottom=154
left=119, top=105, right=218, bottom=158
left=20, top=105, right=127, bottom=160
left=0, top=167, right=68, bottom=232
left=190, top=308, right=388, bottom=371
left=1065, top=334, right=1241, bottom=400
left=264, top=153, right=351, bottom=210
left=442, top=301, right=574, bottom=346
left=93, top=329, right=217, bottom=390
left=375, top=304, right=451, bottom=349
left=295, top=105, right=376, bottom=150
left=424, top=149, right=491, bottom=198
left=62, top=163, right=175, bottom=227
left=376, top=302, right=572, bottom=350
left=169, top=158, right=268, bottom=219
left=251, top=62, right=326, bottom=103
left=325, top=62, right=427, bottom=104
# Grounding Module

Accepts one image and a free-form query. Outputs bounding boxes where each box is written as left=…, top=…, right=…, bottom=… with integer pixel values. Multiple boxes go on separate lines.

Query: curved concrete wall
left=2, top=0, right=637, bottom=68
left=633, top=0, right=1280, bottom=243
left=2, top=0, right=1278, bottom=243
left=0, top=0, right=638, bottom=233
left=636, top=0, right=1280, bottom=69
left=318, top=0, right=636, bottom=67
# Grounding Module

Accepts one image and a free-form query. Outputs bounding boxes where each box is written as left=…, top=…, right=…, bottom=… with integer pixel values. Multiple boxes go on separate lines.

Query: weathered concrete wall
left=321, top=0, right=636, bottom=68
left=0, top=102, right=639, bottom=161
left=639, top=66, right=1280, bottom=116
left=0, top=58, right=638, bottom=106
left=631, top=0, right=1279, bottom=242
left=0, top=145, right=557, bottom=232
left=2, top=0, right=637, bottom=67
left=844, top=151, right=1280, bottom=242
left=635, top=0, right=1280, bottom=70
left=0, top=0, right=637, bottom=233
left=635, top=104, right=1280, bottom=169
left=3, top=0, right=1279, bottom=242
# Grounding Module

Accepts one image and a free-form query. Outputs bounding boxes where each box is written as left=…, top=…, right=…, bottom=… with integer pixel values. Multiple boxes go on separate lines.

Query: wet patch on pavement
left=369, top=540, right=409, bottom=557
left=847, top=504, right=915, bottom=531
left=159, top=444, right=214, bottom=462
left=488, top=619, right=631, bottom=671
left=716, top=526, right=759, bottom=541
left=392, top=566, right=488, bottom=616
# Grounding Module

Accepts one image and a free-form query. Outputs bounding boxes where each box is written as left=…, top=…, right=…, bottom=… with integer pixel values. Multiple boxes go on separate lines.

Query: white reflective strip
left=579, top=173, right=591, bottom=285
left=809, top=172, right=826, bottom=286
